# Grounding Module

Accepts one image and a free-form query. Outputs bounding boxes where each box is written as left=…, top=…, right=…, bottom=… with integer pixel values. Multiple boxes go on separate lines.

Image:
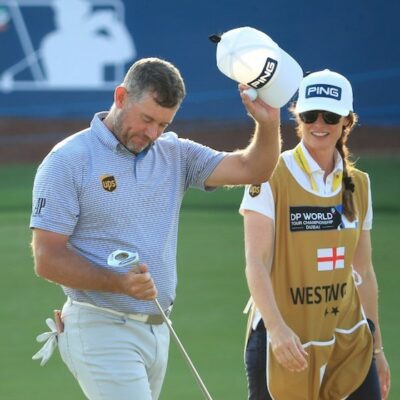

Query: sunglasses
left=299, top=110, right=342, bottom=125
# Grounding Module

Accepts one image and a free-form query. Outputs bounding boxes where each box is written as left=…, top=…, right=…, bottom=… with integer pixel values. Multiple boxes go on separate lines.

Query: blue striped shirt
left=30, top=112, right=225, bottom=314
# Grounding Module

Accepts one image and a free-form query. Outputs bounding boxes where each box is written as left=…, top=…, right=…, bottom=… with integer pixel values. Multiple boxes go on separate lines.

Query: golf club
left=108, top=250, right=213, bottom=400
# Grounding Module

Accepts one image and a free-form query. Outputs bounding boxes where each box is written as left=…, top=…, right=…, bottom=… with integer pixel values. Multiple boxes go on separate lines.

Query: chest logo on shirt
left=249, top=184, right=261, bottom=197
left=100, top=175, right=117, bottom=192
left=289, top=206, right=342, bottom=231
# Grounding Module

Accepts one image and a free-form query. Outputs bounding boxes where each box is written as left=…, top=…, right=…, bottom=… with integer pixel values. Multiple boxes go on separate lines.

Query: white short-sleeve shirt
left=240, top=141, right=373, bottom=227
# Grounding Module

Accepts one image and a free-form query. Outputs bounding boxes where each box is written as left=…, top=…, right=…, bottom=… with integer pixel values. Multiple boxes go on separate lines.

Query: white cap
left=296, top=69, right=353, bottom=116
left=215, top=26, right=303, bottom=108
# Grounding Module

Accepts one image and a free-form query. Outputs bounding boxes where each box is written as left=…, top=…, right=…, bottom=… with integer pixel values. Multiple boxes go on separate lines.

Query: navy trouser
left=245, top=320, right=381, bottom=400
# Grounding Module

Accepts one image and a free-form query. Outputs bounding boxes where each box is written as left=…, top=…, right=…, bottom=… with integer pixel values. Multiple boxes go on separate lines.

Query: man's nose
left=145, top=124, right=159, bottom=140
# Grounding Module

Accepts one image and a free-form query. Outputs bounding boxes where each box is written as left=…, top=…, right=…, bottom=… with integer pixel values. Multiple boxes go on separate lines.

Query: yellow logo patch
left=101, top=175, right=117, bottom=192
left=249, top=184, right=261, bottom=197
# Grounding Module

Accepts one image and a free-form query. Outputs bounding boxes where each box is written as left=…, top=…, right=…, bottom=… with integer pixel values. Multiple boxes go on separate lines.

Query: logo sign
left=33, top=197, right=46, bottom=215
left=249, top=184, right=261, bottom=198
left=290, top=282, right=347, bottom=305
left=0, top=0, right=135, bottom=93
left=248, top=58, right=278, bottom=89
left=305, top=84, right=342, bottom=100
left=101, top=175, right=117, bottom=192
left=289, top=206, right=342, bottom=231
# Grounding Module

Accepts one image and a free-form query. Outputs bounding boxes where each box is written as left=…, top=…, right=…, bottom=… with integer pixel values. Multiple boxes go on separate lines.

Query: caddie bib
left=247, top=157, right=373, bottom=399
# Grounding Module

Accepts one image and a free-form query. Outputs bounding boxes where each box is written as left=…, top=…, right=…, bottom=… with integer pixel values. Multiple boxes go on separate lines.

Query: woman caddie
left=241, top=69, right=391, bottom=400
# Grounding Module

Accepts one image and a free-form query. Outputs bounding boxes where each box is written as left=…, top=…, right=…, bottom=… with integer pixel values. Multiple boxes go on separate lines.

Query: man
left=31, top=57, right=280, bottom=399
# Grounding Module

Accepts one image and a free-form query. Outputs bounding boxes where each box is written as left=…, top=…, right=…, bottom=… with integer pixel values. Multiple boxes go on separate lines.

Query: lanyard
left=293, top=144, right=342, bottom=193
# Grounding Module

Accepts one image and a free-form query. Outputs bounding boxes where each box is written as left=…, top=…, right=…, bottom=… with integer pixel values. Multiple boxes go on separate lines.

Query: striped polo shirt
left=30, top=112, right=225, bottom=314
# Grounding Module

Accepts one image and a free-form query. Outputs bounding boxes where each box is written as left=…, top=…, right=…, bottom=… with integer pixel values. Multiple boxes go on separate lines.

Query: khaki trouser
left=58, top=299, right=170, bottom=400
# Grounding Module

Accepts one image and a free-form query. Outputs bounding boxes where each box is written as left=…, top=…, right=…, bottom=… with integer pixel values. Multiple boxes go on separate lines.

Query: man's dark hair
left=122, top=57, right=186, bottom=108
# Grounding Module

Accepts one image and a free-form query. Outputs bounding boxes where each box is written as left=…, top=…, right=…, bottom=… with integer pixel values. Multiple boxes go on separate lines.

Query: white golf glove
left=32, top=318, right=58, bottom=366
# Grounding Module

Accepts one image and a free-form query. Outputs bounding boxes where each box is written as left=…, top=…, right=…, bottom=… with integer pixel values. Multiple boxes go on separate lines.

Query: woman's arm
left=353, top=230, right=391, bottom=399
left=243, top=210, right=308, bottom=372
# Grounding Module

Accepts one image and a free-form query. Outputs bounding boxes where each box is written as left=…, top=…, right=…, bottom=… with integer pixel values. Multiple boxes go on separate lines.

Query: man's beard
left=113, top=110, right=149, bottom=154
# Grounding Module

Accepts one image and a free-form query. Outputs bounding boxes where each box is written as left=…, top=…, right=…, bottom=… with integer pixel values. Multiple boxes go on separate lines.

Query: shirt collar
left=300, top=140, right=343, bottom=175
left=91, top=111, right=127, bottom=153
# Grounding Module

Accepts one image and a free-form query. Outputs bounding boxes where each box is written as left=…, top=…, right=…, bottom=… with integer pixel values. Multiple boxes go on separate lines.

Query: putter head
left=107, top=250, right=140, bottom=270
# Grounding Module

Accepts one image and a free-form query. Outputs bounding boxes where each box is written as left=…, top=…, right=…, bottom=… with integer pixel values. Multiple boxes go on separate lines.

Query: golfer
left=240, top=70, right=391, bottom=399
left=30, top=57, right=280, bottom=399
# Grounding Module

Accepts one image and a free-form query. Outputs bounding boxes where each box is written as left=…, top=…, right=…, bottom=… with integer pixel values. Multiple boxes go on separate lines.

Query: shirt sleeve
left=362, top=173, right=373, bottom=230
left=30, top=150, right=80, bottom=235
left=182, top=138, right=226, bottom=191
left=239, top=182, right=275, bottom=220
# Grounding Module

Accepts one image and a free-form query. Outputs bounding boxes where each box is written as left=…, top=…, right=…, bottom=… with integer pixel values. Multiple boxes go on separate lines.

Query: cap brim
left=296, top=99, right=350, bottom=116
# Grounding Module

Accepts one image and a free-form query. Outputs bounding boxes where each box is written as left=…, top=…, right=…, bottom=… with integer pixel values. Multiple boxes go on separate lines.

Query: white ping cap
left=215, top=26, right=303, bottom=108
left=295, top=69, right=353, bottom=116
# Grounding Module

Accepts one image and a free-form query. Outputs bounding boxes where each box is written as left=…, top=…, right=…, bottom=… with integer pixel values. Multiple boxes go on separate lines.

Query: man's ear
left=114, top=86, right=129, bottom=109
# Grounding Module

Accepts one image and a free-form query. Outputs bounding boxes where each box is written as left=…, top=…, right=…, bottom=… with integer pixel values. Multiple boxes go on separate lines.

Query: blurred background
left=0, top=0, right=399, bottom=398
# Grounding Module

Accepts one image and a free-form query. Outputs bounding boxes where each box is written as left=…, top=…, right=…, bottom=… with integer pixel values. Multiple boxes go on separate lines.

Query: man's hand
left=53, top=309, right=64, bottom=333
left=268, top=321, right=308, bottom=372
left=239, top=84, right=280, bottom=125
left=119, top=263, right=158, bottom=300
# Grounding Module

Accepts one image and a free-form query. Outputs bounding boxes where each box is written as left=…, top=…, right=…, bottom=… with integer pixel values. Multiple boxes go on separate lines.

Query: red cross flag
left=317, top=247, right=345, bottom=271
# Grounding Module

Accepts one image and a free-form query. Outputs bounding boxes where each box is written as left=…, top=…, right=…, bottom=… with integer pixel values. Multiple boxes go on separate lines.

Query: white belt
left=68, top=297, right=171, bottom=325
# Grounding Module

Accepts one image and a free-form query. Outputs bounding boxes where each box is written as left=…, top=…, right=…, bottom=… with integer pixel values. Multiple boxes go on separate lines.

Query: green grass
left=0, top=157, right=398, bottom=399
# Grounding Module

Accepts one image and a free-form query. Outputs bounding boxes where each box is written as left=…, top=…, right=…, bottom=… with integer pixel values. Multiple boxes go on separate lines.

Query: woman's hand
left=375, top=352, right=391, bottom=400
left=268, top=322, right=308, bottom=372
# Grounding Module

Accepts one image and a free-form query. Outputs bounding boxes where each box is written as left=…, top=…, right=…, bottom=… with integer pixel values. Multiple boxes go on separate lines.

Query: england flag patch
left=317, top=247, right=345, bottom=271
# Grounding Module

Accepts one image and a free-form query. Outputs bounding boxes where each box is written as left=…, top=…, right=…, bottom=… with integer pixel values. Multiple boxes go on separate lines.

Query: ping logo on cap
left=248, top=58, right=278, bottom=89
left=306, top=84, right=342, bottom=100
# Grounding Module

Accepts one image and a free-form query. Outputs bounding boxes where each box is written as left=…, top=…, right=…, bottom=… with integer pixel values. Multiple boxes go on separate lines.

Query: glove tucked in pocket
left=32, top=310, right=63, bottom=366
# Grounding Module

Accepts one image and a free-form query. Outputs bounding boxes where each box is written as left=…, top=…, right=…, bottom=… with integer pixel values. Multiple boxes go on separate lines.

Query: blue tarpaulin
left=0, top=0, right=399, bottom=126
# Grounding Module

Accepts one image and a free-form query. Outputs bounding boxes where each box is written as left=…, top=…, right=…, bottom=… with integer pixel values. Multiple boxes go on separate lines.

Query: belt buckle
left=146, top=314, right=164, bottom=325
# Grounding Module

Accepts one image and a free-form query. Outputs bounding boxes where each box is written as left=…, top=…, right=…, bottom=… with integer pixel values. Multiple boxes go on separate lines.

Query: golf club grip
left=125, top=258, right=141, bottom=273
left=131, top=264, right=141, bottom=273
left=154, top=299, right=213, bottom=400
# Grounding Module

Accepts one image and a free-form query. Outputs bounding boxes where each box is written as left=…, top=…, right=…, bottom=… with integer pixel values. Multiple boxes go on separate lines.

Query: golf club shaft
left=154, top=299, right=213, bottom=400
left=121, top=255, right=213, bottom=400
